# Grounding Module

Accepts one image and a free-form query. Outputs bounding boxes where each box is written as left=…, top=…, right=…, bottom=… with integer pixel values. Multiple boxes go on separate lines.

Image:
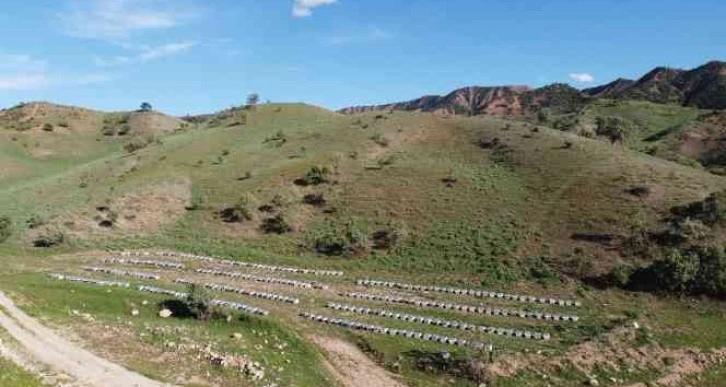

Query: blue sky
left=0, top=0, right=723, bottom=115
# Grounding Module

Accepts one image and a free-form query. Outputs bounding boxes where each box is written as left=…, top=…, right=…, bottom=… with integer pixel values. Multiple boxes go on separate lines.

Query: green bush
left=184, top=283, right=212, bottom=320
left=117, top=124, right=131, bottom=136
left=42, top=123, right=54, bottom=132
left=32, top=228, right=65, bottom=248
left=610, top=263, right=633, bottom=288
left=671, top=190, right=726, bottom=226
left=623, top=246, right=726, bottom=298
left=370, top=133, right=389, bottom=147
left=298, top=166, right=331, bottom=186
left=26, top=214, right=46, bottom=229
left=123, top=135, right=156, bottom=153
left=101, top=125, right=116, bottom=136
left=260, top=214, right=293, bottom=234
left=0, top=216, right=12, bottom=243
left=595, top=116, right=628, bottom=143
left=308, top=220, right=368, bottom=256
left=219, top=196, right=253, bottom=223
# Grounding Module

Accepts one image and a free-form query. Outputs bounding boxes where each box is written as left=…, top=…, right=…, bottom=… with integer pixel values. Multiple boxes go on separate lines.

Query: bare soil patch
left=310, top=335, right=406, bottom=387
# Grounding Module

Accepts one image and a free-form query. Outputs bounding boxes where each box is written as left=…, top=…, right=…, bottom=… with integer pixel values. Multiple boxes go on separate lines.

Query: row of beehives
left=83, top=267, right=161, bottom=280
left=101, top=254, right=580, bottom=324
left=300, top=312, right=492, bottom=351
left=136, top=285, right=270, bottom=315
left=174, top=279, right=300, bottom=304
left=49, top=273, right=130, bottom=287
left=50, top=272, right=556, bottom=347
left=112, top=251, right=580, bottom=312
left=196, top=268, right=328, bottom=289
left=104, top=258, right=184, bottom=270
left=48, top=274, right=270, bottom=316
left=326, top=303, right=551, bottom=341
left=344, top=292, right=579, bottom=322
left=99, top=259, right=327, bottom=292
left=118, top=250, right=344, bottom=276
left=357, top=279, right=580, bottom=307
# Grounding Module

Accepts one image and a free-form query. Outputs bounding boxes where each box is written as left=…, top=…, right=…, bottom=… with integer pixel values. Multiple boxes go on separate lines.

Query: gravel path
left=0, top=291, right=170, bottom=387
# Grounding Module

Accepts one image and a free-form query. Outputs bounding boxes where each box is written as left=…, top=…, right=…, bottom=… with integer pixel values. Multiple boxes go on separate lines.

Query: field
left=1, top=102, right=726, bottom=386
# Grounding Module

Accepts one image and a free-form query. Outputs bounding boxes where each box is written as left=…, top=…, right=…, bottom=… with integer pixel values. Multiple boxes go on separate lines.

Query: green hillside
left=2, top=102, right=726, bottom=386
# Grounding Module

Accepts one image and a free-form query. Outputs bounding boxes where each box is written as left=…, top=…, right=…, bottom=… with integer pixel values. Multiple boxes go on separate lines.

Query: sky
left=0, top=0, right=724, bottom=115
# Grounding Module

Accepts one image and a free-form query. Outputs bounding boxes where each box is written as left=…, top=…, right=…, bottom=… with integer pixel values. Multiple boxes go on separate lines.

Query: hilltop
left=341, top=61, right=726, bottom=174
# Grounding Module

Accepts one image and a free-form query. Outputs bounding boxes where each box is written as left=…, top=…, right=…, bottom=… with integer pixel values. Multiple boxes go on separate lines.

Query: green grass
left=0, top=358, right=42, bottom=387
left=0, top=272, right=335, bottom=387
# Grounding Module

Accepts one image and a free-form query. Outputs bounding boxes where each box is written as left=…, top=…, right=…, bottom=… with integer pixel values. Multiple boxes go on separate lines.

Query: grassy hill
left=2, top=102, right=726, bottom=386
left=2, top=103, right=723, bottom=275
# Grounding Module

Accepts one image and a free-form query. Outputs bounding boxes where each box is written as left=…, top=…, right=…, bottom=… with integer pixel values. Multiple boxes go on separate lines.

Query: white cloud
left=0, top=53, right=110, bottom=91
left=293, top=0, right=337, bottom=18
left=0, top=74, right=49, bottom=91
left=94, top=41, right=197, bottom=66
left=0, top=55, right=47, bottom=72
left=0, top=73, right=110, bottom=91
left=57, top=0, right=198, bottom=39
left=569, top=73, right=595, bottom=83
left=331, top=27, right=393, bottom=45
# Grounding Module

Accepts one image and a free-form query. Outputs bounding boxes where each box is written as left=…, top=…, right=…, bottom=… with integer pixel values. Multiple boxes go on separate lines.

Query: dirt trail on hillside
left=0, top=291, right=170, bottom=387
left=311, top=335, right=407, bottom=387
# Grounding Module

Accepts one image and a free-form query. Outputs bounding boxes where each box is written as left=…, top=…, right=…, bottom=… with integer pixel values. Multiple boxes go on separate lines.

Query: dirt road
left=0, top=291, right=169, bottom=387
left=311, top=335, right=406, bottom=387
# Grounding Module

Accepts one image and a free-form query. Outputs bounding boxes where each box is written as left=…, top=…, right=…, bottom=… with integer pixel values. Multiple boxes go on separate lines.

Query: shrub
left=595, top=116, right=628, bottom=143
left=441, top=172, right=458, bottom=187
left=246, top=93, right=259, bottom=109
left=263, top=131, right=287, bottom=146
left=696, top=246, right=726, bottom=296
left=117, top=124, right=131, bottom=136
left=260, top=214, right=293, bottom=234
left=671, top=218, right=710, bottom=241
left=220, top=197, right=253, bottom=223
left=0, top=216, right=12, bottom=243
left=101, top=125, right=116, bottom=136
left=610, top=263, right=633, bottom=288
left=26, top=214, right=46, bottom=229
left=42, top=123, right=54, bottom=132
left=33, top=229, right=65, bottom=248
left=58, top=121, right=70, bottom=128
left=477, top=137, right=501, bottom=149
left=123, top=135, right=155, bottom=153
left=309, top=220, right=368, bottom=256
left=370, top=133, right=389, bottom=147
left=623, top=246, right=726, bottom=298
left=296, top=166, right=331, bottom=186
left=627, top=186, right=651, bottom=197
left=184, top=283, right=212, bottom=320
left=302, top=193, right=326, bottom=207
left=671, top=190, right=726, bottom=226
left=372, top=227, right=404, bottom=250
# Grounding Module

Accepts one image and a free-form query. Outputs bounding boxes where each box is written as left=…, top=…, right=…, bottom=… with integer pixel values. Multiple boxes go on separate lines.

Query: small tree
left=184, top=283, right=212, bottom=320
left=0, top=216, right=12, bottom=243
left=246, top=94, right=259, bottom=109
left=139, top=102, right=153, bottom=112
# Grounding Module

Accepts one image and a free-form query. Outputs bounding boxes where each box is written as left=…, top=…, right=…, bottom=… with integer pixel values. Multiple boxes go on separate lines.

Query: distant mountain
left=581, top=78, right=635, bottom=99
left=340, top=83, right=586, bottom=117
left=341, top=60, right=726, bottom=115
left=587, top=61, right=726, bottom=109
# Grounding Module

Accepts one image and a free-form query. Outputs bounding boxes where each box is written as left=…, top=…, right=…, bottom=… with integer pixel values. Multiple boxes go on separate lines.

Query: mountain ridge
left=341, top=60, right=726, bottom=115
